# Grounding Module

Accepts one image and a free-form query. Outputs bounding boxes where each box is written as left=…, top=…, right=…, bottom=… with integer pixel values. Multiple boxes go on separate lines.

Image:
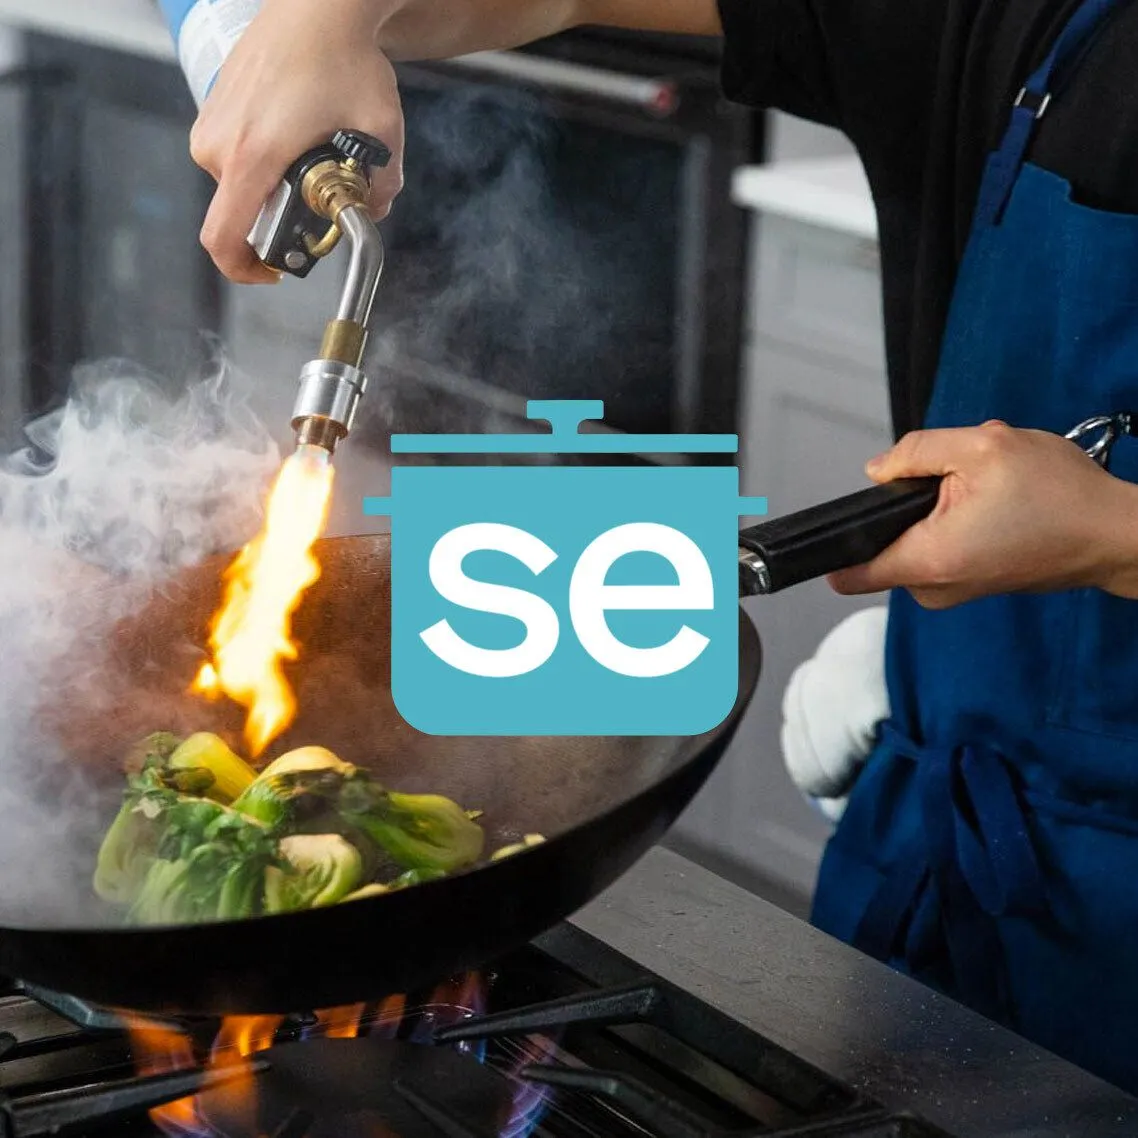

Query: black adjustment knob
left=332, top=129, right=391, bottom=170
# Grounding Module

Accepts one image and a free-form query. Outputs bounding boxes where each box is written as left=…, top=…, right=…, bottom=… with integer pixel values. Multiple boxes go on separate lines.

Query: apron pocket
left=1047, top=433, right=1138, bottom=741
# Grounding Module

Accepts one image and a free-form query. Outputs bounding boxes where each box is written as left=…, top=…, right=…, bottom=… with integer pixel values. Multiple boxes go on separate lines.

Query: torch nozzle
left=289, top=207, right=383, bottom=455
left=288, top=200, right=384, bottom=455
left=290, top=357, right=367, bottom=455
left=293, top=416, right=344, bottom=455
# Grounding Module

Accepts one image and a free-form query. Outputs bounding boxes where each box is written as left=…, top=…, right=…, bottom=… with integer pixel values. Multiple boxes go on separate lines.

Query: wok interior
left=49, top=534, right=695, bottom=884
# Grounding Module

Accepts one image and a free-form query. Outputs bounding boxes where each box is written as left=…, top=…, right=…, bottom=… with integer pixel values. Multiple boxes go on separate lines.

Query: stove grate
left=0, top=946, right=957, bottom=1138
left=0, top=1058, right=264, bottom=1137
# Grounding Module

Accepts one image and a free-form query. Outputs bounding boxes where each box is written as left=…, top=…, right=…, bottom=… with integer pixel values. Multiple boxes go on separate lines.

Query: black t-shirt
left=716, top=0, right=1138, bottom=437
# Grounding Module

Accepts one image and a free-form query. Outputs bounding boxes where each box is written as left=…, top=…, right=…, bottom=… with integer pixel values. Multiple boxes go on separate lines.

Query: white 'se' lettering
left=419, top=523, right=559, bottom=678
left=569, top=523, right=712, bottom=678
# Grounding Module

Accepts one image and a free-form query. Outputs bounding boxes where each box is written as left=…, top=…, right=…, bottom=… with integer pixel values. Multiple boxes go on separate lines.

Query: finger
left=825, top=525, right=945, bottom=595
left=827, top=553, right=975, bottom=610
left=865, top=431, right=956, bottom=482
left=826, top=563, right=895, bottom=596
left=367, top=158, right=404, bottom=221
left=829, top=565, right=965, bottom=610
left=865, top=421, right=1011, bottom=482
left=200, top=162, right=288, bottom=284
left=188, top=120, right=221, bottom=181
left=908, top=586, right=963, bottom=610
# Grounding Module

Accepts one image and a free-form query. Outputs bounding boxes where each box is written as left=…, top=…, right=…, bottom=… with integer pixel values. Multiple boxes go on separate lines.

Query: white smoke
left=352, top=83, right=645, bottom=444
left=0, top=353, right=281, bottom=926
left=1, top=359, right=279, bottom=573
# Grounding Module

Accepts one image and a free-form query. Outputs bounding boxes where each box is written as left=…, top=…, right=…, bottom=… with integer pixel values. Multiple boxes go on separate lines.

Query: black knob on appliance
left=332, top=129, right=392, bottom=170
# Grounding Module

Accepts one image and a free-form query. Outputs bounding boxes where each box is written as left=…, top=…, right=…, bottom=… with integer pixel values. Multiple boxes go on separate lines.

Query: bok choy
left=92, top=734, right=531, bottom=927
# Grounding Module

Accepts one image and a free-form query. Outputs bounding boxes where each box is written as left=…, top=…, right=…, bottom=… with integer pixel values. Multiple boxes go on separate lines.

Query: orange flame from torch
left=192, top=445, right=335, bottom=757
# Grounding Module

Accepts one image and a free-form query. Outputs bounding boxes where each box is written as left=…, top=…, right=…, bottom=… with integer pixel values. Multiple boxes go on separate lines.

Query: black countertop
left=568, top=846, right=1138, bottom=1138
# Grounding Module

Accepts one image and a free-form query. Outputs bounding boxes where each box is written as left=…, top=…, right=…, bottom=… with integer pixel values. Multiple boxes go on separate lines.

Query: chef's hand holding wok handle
left=738, top=477, right=943, bottom=596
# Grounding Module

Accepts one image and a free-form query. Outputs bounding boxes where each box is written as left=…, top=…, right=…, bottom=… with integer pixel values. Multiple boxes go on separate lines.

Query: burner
left=0, top=939, right=971, bottom=1138
left=197, top=1038, right=515, bottom=1138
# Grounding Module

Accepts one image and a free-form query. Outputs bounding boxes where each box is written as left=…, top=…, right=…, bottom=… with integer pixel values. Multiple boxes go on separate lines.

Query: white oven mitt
left=780, top=606, right=890, bottom=824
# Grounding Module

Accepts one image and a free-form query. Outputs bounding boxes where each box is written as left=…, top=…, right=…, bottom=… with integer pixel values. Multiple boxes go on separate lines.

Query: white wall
left=765, top=111, right=854, bottom=164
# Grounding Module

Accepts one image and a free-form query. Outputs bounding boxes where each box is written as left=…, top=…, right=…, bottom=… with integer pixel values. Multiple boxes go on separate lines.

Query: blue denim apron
left=810, top=0, right=1138, bottom=1093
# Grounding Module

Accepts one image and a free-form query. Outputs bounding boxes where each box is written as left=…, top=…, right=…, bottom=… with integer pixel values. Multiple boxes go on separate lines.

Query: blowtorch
left=247, top=128, right=390, bottom=457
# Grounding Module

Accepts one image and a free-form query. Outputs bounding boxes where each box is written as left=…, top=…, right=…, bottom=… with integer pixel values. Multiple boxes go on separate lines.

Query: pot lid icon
left=389, top=400, right=739, bottom=457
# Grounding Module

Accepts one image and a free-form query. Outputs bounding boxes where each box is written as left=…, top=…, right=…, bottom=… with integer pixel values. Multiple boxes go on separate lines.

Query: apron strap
left=852, top=724, right=1047, bottom=1024
left=974, top=0, right=1128, bottom=229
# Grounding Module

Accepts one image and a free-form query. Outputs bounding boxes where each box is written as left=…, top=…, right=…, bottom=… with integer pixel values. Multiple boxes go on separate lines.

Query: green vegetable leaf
left=93, top=800, right=162, bottom=905
left=127, top=858, right=195, bottom=924
left=117, top=798, right=278, bottom=925
left=232, top=746, right=357, bottom=828
left=341, top=783, right=485, bottom=873
left=168, top=733, right=257, bottom=803
left=232, top=769, right=348, bottom=828
left=97, top=737, right=488, bottom=925
left=263, top=834, right=363, bottom=914
left=122, top=732, right=183, bottom=778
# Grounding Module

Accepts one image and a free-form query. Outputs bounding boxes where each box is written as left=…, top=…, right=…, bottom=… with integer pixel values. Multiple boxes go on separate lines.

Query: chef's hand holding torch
left=188, top=0, right=405, bottom=286
left=184, top=0, right=722, bottom=283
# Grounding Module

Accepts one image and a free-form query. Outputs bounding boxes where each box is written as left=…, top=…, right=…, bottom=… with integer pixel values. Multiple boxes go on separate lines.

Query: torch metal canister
left=157, top=0, right=260, bottom=108
left=157, top=0, right=391, bottom=455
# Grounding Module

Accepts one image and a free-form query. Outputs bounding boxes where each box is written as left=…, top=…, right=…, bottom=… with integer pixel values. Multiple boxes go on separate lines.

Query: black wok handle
left=737, top=476, right=942, bottom=596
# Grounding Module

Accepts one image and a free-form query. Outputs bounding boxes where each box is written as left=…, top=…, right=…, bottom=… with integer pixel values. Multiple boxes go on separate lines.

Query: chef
left=188, top=0, right=1138, bottom=1094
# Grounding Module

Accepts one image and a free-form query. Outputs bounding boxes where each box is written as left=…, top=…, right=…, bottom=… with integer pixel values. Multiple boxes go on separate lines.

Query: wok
left=0, top=533, right=759, bottom=1017
left=0, top=474, right=938, bottom=1017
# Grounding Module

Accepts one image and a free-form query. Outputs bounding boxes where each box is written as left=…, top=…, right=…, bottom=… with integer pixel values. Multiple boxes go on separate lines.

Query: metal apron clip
left=1065, top=412, right=1137, bottom=465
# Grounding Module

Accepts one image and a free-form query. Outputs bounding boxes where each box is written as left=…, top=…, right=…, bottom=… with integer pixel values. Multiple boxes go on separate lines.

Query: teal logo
left=364, top=401, right=766, bottom=736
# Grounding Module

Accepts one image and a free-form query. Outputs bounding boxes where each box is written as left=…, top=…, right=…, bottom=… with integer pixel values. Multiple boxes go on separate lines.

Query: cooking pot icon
left=364, top=400, right=766, bottom=736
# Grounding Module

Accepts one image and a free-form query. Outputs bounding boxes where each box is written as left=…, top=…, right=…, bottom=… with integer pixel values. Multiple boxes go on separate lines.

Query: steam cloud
left=0, top=354, right=281, bottom=926
left=354, top=82, right=668, bottom=440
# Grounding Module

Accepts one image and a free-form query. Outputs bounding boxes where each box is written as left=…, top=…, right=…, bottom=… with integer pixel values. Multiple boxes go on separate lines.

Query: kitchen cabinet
left=667, top=129, right=892, bottom=909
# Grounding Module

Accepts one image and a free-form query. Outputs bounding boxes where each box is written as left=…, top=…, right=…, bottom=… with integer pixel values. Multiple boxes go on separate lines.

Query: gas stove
left=0, top=848, right=1132, bottom=1138
left=0, top=944, right=935, bottom=1138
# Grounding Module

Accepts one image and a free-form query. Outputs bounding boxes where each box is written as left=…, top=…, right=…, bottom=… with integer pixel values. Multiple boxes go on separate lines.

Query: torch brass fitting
left=318, top=318, right=367, bottom=369
left=301, top=159, right=371, bottom=258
